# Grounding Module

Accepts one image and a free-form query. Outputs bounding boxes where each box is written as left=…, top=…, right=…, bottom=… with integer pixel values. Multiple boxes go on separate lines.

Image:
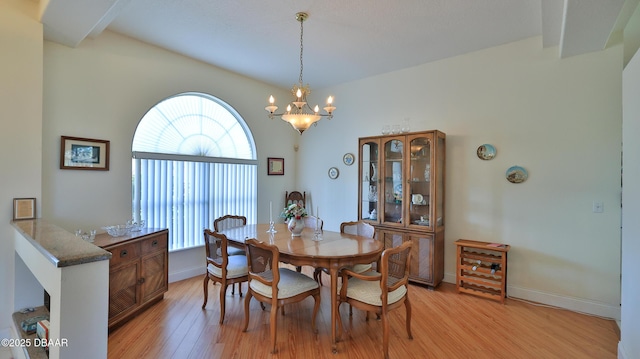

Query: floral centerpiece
left=281, top=203, right=307, bottom=236
left=281, top=203, right=308, bottom=220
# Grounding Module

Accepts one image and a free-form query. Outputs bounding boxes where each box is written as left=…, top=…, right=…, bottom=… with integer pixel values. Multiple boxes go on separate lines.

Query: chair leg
left=231, top=283, right=236, bottom=295
left=242, top=291, right=252, bottom=332
left=405, top=297, right=413, bottom=339
left=219, top=284, right=227, bottom=324
left=201, top=275, right=209, bottom=309
left=270, top=303, right=279, bottom=354
left=382, top=310, right=390, bottom=359
left=311, top=292, right=320, bottom=334
left=313, top=268, right=324, bottom=286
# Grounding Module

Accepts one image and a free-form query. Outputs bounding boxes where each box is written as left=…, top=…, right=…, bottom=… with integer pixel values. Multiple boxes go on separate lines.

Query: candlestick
left=267, top=200, right=276, bottom=233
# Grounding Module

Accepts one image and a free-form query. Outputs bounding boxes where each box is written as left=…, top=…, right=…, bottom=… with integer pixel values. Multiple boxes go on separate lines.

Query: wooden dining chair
left=243, top=238, right=321, bottom=354
left=336, top=240, right=413, bottom=359
left=202, top=229, right=249, bottom=324
left=213, top=215, right=247, bottom=294
left=285, top=191, right=306, bottom=208
left=313, top=221, right=375, bottom=287
left=213, top=215, right=247, bottom=255
left=303, top=215, right=323, bottom=232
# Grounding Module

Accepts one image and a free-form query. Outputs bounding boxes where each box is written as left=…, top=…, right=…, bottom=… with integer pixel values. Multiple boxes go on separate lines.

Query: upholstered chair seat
left=340, top=271, right=407, bottom=306
left=249, top=268, right=319, bottom=298
left=208, top=255, right=248, bottom=279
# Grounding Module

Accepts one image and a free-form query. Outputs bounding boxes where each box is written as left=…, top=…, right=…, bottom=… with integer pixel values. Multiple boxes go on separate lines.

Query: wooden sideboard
left=93, top=228, right=169, bottom=330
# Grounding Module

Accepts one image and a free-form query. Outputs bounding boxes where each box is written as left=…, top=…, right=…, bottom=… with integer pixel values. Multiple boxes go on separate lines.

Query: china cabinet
left=358, top=130, right=445, bottom=287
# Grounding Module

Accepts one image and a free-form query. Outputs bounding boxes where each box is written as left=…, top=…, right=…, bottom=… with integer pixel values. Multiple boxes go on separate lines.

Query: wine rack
left=455, top=239, right=510, bottom=303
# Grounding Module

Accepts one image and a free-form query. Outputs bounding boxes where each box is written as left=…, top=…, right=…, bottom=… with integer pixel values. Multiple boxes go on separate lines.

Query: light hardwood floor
left=107, top=267, right=619, bottom=359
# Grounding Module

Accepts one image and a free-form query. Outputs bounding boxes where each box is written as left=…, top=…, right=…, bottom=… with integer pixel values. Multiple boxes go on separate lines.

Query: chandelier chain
left=298, top=16, right=304, bottom=85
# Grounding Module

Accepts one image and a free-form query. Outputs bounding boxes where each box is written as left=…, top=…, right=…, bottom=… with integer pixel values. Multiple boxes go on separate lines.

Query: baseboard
left=443, top=273, right=620, bottom=320
left=168, top=266, right=205, bottom=283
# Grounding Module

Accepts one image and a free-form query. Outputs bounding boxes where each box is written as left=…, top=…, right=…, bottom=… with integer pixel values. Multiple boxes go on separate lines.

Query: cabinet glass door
left=408, top=135, right=432, bottom=229
left=382, top=137, right=404, bottom=225
left=360, top=140, right=379, bottom=222
left=435, top=134, right=445, bottom=228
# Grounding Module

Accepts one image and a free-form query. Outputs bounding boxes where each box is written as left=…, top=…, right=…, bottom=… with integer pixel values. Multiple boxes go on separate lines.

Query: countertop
left=11, top=219, right=112, bottom=267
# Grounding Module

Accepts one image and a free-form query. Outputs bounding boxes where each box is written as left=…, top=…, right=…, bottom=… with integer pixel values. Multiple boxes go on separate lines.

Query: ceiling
left=39, top=0, right=637, bottom=90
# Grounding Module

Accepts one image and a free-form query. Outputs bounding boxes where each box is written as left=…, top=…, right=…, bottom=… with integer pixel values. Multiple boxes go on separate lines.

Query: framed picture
left=13, top=198, right=36, bottom=221
left=60, top=136, right=110, bottom=170
left=267, top=157, right=284, bottom=175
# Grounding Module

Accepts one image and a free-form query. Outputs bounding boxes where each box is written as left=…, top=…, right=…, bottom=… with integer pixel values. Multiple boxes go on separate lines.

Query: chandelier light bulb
left=327, top=96, right=333, bottom=105
left=269, top=95, right=275, bottom=104
left=296, top=88, right=302, bottom=99
left=314, top=105, right=319, bottom=113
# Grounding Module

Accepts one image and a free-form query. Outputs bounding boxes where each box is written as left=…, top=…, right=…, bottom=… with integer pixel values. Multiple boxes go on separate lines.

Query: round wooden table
left=220, top=223, right=384, bottom=353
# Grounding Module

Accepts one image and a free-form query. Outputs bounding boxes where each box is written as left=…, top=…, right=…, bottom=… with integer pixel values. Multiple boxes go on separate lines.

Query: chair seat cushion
left=208, top=255, right=248, bottom=279
left=345, top=271, right=407, bottom=306
left=227, top=247, right=245, bottom=256
left=347, top=263, right=372, bottom=273
left=250, top=268, right=319, bottom=299
left=217, top=247, right=245, bottom=257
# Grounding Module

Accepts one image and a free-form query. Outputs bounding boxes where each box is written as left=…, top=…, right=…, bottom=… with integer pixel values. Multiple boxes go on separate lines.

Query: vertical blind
left=133, top=158, right=257, bottom=251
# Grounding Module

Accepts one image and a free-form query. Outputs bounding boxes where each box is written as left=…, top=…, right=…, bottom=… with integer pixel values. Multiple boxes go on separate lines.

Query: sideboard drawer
left=110, top=242, right=140, bottom=267
left=141, top=235, right=167, bottom=253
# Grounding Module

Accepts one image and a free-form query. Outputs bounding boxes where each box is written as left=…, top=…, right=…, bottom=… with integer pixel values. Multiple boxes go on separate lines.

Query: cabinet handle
left=152, top=240, right=158, bottom=247
left=120, top=250, right=128, bottom=257
left=138, top=278, right=145, bottom=284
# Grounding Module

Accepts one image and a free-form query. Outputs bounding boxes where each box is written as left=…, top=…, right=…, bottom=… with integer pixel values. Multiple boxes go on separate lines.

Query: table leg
left=330, top=266, right=339, bottom=354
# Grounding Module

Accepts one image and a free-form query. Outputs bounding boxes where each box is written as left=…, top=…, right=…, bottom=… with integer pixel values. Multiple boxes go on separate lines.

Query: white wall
left=620, top=18, right=640, bottom=359
left=41, top=31, right=298, bottom=281
left=298, top=37, right=623, bottom=318
left=0, top=0, right=43, bottom=330
left=42, top=30, right=298, bottom=230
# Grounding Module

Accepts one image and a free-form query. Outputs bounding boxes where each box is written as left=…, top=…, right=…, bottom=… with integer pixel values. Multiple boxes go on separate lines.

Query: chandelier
left=265, top=12, right=336, bottom=135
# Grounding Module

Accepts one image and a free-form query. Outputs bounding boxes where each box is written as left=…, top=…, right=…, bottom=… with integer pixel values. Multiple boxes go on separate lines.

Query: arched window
left=132, top=92, right=257, bottom=251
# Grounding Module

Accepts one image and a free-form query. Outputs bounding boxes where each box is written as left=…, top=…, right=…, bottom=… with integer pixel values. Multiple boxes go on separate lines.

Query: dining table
left=219, top=222, right=384, bottom=353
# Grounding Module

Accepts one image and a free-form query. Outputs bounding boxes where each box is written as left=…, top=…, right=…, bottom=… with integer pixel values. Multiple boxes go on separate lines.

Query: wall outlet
left=593, top=201, right=604, bottom=213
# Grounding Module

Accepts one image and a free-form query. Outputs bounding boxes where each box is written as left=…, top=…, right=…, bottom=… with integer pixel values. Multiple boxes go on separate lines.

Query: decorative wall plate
left=506, top=165, right=528, bottom=183
left=343, top=153, right=355, bottom=166
left=328, top=167, right=339, bottom=179
left=477, top=144, right=496, bottom=160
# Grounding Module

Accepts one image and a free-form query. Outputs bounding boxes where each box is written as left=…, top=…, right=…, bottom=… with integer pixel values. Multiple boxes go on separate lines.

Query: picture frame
left=60, top=136, right=110, bottom=170
left=13, top=198, right=36, bottom=221
left=267, top=157, right=284, bottom=175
